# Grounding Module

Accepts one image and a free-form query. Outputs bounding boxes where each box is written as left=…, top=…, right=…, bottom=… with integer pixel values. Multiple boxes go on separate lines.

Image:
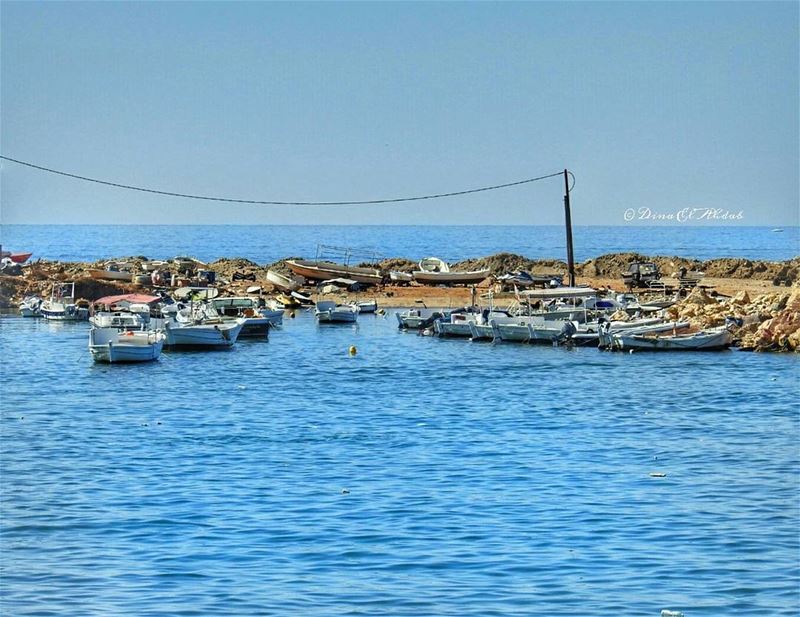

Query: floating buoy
left=349, top=345, right=357, bottom=356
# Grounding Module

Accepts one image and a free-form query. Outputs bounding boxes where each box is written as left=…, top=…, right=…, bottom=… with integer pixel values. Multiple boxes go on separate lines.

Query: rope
left=0, top=155, right=564, bottom=206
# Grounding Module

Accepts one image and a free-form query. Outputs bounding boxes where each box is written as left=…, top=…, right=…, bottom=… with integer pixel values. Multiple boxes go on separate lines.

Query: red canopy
left=93, top=293, right=161, bottom=306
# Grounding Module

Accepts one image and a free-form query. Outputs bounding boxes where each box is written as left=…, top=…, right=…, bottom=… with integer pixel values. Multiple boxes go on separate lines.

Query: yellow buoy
left=349, top=345, right=357, bottom=356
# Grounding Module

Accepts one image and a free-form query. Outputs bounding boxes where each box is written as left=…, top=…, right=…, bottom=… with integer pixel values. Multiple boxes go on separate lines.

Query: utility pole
left=563, top=169, right=576, bottom=287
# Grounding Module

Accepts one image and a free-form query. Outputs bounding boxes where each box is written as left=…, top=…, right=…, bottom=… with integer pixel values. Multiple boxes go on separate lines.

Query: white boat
left=434, top=308, right=510, bottom=338
left=356, top=299, right=378, bottom=314
left=389, top=271, right=413, bottom=284
left=315, top=301, right=359, bottom=323
left=91, top=310, right=149, bottom=330
left=40, top=283, right=90, bottom=321
left=266, top=269, right=305, bottom=292
left=87, top=262, right=135, bottom=281
left=209, top=296, right=281, bottom=336
left=162, top=307, right=245, bottom=347
left=412, top=257, right=490, bottom=286
left=396, top=308, right=448, bottom=329
left=19, top=295, right=42, bottom=317
left=608, top=326, right=733, bottom=351
left=89, top=328, right=165, bottom=363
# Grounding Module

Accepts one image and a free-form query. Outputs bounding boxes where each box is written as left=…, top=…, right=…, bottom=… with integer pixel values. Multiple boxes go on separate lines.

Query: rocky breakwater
left=666, top=286, right=800, bottom=352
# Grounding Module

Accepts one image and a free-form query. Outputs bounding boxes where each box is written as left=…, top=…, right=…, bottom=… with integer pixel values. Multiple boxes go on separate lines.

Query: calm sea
left=1, top=224, right=798, bottom=263
left=1, top=313, right=798, bottom=616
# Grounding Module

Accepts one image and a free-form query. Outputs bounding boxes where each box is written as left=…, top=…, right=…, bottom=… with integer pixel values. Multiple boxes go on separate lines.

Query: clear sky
left=1, top=1, right=798, bottom=226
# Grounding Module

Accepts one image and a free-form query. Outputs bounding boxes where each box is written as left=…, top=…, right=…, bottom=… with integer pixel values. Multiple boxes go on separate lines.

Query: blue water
left=1, top=224, right=798, bottom=263
left=1, top=313, right=798, bottom=616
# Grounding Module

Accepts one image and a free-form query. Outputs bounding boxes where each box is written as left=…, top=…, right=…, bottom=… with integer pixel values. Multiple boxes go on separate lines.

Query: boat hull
left=90, top=340, right=164, bottom=363
left=610, top=328, right=732, bottom=351
left=286, top=260, right=383, bottom=286
left=165, top=320, right=244, bottom=347
left=266, top=269, right=303, bottom=292
left=412, top=269, right=490, bottom=286
left=40, top=302, right=89, bottom=321
left=88, top=269, right=134, bottom=282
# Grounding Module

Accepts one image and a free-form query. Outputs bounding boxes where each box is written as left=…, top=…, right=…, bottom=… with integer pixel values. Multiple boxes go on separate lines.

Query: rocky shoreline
left=2, top=252, right=798, bottom=352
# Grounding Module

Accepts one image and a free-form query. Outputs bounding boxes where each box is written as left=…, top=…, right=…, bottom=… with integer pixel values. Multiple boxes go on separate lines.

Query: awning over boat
left=93, top=293, right=161, bottom=306
left=519, top=287, right=597, bottom=299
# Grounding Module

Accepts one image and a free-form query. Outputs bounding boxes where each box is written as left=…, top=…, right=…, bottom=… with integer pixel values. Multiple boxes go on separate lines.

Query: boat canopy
left=519, top=287, right=597, bottom=299
left=94, top=293, right=161, bottom=306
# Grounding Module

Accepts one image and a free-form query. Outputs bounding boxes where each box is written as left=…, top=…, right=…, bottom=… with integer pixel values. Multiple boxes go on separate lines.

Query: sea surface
left=2, top=224, right=798, bottom=263
left=1, top=313, right=798, bottom=616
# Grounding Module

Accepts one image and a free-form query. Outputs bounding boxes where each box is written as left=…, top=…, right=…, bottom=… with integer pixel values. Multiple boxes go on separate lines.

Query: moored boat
left=89, top=328, right=165, bottom=363
left=19, top=295, right=42, bottom=317
left=40, top=283, right=90, bottom=321
left=607, top=325, right=733, bottom=351
left=315, top=301, right=359, bottom=323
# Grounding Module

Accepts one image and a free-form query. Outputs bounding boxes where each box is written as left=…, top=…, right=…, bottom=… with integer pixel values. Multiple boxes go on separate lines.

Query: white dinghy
left=315, top=301, right=359, bottom=323
left=89, top=328, right=165, bottom=363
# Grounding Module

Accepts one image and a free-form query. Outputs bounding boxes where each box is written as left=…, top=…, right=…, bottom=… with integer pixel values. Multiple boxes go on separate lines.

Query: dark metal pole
left=563, top=169, right=576, bottom=287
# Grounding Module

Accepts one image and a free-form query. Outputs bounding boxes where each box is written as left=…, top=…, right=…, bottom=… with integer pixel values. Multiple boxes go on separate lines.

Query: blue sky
left=1, top=1, right=798, bottom=226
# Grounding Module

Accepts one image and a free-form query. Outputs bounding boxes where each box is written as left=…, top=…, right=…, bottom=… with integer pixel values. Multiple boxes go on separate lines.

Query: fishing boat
left=389, top=271, right=413, bottom=284
left=412, top=257, right=490, bottom=286
left=266, top=269, right=305, bottom=292
left=40, top=283, right=90, bottom=321
left=210, top=296, right=282, bottom=336
left=161, top=306, right=245, bottom=348
left=315, top=301, right=359, bottom=323
left=434, top=307, right=511, bottom=338
left=286, top=259, right=383, bottom=286
left=396, top=307, right=448, bottom=329
left=89, top=328, right=165, bottom=363
left=607, top=325, right=733, bottom=351
left=18, top=295, right=42, bottom=317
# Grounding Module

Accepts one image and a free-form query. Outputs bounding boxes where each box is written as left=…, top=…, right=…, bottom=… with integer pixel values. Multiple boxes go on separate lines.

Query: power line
left=0, top=155, right=564, bottom=206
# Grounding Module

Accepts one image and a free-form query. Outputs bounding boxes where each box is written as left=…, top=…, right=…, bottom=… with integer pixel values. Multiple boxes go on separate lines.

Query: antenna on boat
left=563, top=169, right=576, bottom=287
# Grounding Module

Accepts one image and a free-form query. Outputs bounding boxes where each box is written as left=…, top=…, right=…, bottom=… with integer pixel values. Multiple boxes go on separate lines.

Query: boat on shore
left=411, top=257, right=490, bottom=286
left=286, top=259, right=383, bottom=286
left=0, top=251, right=33, bottom=264
left=266, top=269, right=305, bottom=292
left=88, top=265, right=134, bottom=282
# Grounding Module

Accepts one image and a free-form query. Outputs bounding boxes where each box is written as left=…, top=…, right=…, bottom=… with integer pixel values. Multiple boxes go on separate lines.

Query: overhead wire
left=0, top=155, right=566, bottom=206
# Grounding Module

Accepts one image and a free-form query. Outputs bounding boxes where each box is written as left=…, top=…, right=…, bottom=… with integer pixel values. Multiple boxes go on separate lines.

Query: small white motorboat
left=40, top=283, right=90, bottom=321
left=162, top=307, right=245, bottom=348
left=19, top=295, right=42, bottom=318
left=315, top=301, right=359, bottom=323
left=89, top=328, right=165, bottom=363
left=434, top=308, right=510, bottom=338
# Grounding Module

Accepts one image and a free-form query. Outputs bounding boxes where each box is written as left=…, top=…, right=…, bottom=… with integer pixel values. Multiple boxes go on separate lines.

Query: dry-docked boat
left=89, top=327, right=165, bottom=363
left=0, top=251, right=33, bottom=264
left=605, top=325, right=733, bottom=351
left=315, top=301, right=359, bottom=323
left=266, top=269, right=305, bottom=292
left=285, top=260, right=383, bottom=286
left=411, top=257, right=490, bottom=286
left=88, top=262, right=135, bottom=282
